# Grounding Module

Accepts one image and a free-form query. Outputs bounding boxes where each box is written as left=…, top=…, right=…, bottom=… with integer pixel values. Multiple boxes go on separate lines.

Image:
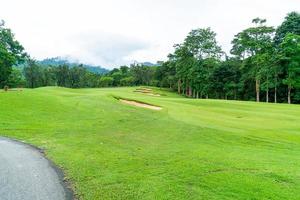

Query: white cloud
left=0, top=0, right=299, bottom=68
left=65, top=31, right=150, bottom=67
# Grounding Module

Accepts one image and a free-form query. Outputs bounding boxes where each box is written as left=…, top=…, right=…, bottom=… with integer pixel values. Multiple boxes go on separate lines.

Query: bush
left=4, top=85, right=9, bottom=91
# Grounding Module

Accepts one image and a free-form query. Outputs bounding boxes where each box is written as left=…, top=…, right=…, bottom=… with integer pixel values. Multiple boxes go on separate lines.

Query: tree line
left=1, top=12, right=300, bottom=103
left=156, top=12, right=300, bottom=104
left=5, top=61, right=158, bottom=89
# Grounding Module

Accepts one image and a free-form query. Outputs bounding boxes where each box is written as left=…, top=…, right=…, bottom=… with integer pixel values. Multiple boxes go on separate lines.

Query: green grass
left=1, top=87, right=300, bottom=200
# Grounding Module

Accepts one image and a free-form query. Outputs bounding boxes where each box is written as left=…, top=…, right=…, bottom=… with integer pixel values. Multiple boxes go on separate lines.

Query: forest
left=1, top=12, right=299, bottom=103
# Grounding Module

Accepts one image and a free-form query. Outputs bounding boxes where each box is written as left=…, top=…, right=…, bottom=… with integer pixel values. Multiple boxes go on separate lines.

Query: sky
left=0, top=0, right=299, bottom=69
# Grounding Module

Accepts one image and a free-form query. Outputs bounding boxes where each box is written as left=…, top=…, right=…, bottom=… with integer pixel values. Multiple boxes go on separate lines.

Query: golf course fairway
left=1, top=87, right=300, bottom=200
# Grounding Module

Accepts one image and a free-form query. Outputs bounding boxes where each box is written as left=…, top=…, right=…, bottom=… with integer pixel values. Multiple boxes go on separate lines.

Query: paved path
left=0, top=137, right=73, bottom=200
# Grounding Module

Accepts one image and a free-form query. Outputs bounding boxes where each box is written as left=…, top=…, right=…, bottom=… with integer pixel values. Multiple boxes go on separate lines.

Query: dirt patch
left=120, top=99, right=162, bottom=110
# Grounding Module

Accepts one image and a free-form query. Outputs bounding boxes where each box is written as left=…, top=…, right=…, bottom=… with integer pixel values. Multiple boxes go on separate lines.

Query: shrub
left=4, top=85, right=9, bottom=91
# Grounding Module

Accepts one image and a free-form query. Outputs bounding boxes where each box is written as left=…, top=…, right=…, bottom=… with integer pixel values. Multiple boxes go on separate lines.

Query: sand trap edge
left=113, top=96, right=162, bottom=110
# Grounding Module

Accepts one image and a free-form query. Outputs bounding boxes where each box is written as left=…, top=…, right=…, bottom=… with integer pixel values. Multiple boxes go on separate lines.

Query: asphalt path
left=0, top=137, right=73, bottom=200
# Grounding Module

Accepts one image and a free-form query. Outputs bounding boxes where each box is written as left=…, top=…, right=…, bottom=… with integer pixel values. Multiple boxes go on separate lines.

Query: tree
left=69, top=65, right=88, bottom=88
left=192, top=58, right=218, bottom=99
left=164, top=28, right=223, bottom=98
left=280, top=33, right=300, bottom=104
left=99, top=76, right=114, bottom=87
left=42, top=67, right=57, bottom=86
left=120, top=66, right=129, bottom=75
left=169, top=45, right=195, bottom=96
left=111, top=71, right=123, bottom=86
left=253, top=43, right=279, bottom=103
left=183, top=28, right=223, bottom=97
left=209, top=58, right=241, bottom=99
left=274, top=12, right=300, bottom=45
left=231, top=18, right=275, bottom=102
left=84, top=72, right=100, bottom=88
left=130, top=64, right=155, bottom=86
left=24, top=60, right=43, bottom=88
left=0, top=20, right=26, bottom=87
left=55, top=65, right=70, bottom=87
left=0, top=45, right=15, bottom=87
left=184, top=28, right=223, bottom=60
left=8, top=67, right=25, bottom=88
left=120, top=77, right=134, bottom=86
left=155, top=61, right=176, bottom=89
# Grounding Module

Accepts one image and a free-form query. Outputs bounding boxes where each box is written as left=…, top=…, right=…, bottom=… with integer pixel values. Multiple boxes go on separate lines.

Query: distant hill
left=140, top=62, right=156, bottom=67
left=38, top=57, right=109, bottom=74
left=137, top=62, right=162, bottom=67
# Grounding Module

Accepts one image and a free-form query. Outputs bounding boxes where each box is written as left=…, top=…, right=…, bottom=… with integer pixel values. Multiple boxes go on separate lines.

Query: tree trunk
left=256, top=79, right=260, bottom=102
left=234, top=89, right=237, bottom=100
left=186, top=81, right=189, bottom=96
left=206, top=94, right=208, bottom=99
left=196, top=91, right=199, bottom=99
left=189, top=86, right=192, bottom=97
left=274, top=86, right=277, bottom=103
left=288, top=86, right=291, bottom=104
left=274, top=73, right=278, bottom=104
left=266, top=78, right=269, bottom=103
left=177, top=80, right=181, bottom=94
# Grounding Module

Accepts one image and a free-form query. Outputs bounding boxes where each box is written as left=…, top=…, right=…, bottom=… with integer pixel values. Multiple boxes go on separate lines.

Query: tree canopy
left=0, top=20, right=26, bottom=87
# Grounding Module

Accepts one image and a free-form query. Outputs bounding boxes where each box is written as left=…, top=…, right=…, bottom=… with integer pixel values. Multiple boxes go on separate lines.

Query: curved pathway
left=0, top=137, right=73, bottom=200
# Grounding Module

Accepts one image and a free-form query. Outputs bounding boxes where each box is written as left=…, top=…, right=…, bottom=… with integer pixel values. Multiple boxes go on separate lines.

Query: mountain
left=137, top=61, right=162, bottom=67
left=140, top=62, right=156, bottom=66
left=38, top=57, right=109, bottom=74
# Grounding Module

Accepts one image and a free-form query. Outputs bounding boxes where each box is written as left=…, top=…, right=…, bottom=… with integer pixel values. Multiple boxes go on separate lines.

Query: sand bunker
left=120, top=99, right=162, bottom=110
left=147, top=93, right=161, bottom=97
left=134, top=88, right=161, bottom=96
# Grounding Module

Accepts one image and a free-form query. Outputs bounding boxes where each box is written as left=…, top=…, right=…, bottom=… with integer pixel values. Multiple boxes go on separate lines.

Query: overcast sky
left=1, top=0, right=299, bottom=68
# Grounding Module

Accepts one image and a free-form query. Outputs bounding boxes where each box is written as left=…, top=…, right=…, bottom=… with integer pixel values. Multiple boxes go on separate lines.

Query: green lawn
left=1, top=87, right=300, bottom=200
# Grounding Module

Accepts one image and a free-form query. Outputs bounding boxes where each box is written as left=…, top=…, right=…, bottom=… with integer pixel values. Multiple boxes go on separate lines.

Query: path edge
left=0, top=136, right=76, bottom=200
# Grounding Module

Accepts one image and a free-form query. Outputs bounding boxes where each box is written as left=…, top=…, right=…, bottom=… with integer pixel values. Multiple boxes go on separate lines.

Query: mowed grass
left=1, top=87, right=300, bottom=200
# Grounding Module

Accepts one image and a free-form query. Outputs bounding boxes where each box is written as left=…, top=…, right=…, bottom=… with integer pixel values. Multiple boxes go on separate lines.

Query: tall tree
left=8, top=67, right=25, bottom=88
left=210, top=58, right=241, bottom=100
left=231, top=18, right=275, bottom=102
left=274, top=12, right=300, bottom=45
left=184, top=28, right=223, bottom=60
left=69, top=65, right=88, bottom=88
left=169, top=45, right=195, bottom=96
left=280, top=33, right=300, bottom=104
left=184, top=28, right=223, bottom=97
left=130, top=64, right=155, bottom=86
left=24, top=60, right=43, bottom=88
left=155, top=61, right=176, bottom=89
left=0, top=20, right=26, bottom=87
left=55, top=65, right=70, bottom=87
left=42, top=67, right=57, bottom=86
left=170, top=28, right=222, bottom=97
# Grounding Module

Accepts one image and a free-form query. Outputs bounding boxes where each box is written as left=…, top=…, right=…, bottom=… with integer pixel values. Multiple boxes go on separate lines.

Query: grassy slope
left=1, top=87, right=300, bottom=200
